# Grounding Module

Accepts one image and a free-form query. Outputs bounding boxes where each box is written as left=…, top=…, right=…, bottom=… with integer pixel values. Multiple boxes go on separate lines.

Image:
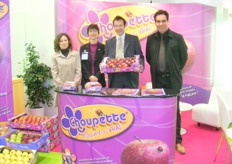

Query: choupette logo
left=61, top=105, right=133, bottom=141
left=79, top=5, right=158, bottom=44
left=0, top=2, right=9, bottom=19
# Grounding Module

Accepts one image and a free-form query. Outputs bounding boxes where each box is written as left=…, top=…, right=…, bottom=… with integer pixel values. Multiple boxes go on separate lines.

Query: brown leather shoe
left=176, top=143, right=185, bottom=154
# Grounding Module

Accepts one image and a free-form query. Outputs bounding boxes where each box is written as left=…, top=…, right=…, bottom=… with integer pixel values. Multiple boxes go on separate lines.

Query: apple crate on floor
left=7, top=113, right=60, bottom=152
left=0, top=145, right=37, bottom=164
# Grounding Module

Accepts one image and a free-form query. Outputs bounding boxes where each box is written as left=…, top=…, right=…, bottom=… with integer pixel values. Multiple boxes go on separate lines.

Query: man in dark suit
left=104, top=16, right=144, bottom=88
left=146, top=10, right=188, bottom=154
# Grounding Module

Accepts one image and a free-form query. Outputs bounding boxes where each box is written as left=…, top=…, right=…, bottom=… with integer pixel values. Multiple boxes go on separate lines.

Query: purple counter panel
left=58, top=93, right=177, bottom=164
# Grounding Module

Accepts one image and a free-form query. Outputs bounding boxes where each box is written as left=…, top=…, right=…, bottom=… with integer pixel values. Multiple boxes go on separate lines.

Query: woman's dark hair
left=54, top=33, right=72, bottom=53
left=113, top=16, right=126, bottom=26
left=154, top=10, right=169, bottom=21
left=87, top=24, right=100, bottom=35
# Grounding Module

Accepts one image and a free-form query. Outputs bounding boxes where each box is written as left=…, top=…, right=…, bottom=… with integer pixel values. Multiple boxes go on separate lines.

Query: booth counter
left=57, top=88, right=177, bottom=164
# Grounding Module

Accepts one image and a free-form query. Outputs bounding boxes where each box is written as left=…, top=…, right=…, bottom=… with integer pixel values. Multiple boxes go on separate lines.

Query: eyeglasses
left=155, top=20, right=167, bottom=24
left=89, top=29, right=98, bottom=33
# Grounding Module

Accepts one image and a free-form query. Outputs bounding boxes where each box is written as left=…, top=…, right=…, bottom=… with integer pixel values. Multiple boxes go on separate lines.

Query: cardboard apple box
left=8, top=113, right=58, bottom=131
left=100, top=55, right=142, bottom=73
left=1, top=130, right=48, bottom=150
left=38, top=136, right=61, bottom=153
left=0, top=146, right=38, bottom=164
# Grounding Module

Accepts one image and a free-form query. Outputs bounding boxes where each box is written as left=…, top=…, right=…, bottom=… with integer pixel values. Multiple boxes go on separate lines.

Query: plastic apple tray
left=8, top=113, right=58, bottom=131
left=0, top=130, right=49, bottom=150
left=100, top=55, right=141, bottom=73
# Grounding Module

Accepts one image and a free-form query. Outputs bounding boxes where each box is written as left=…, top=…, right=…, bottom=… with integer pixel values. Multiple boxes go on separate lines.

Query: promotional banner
left=59, top=93, right=177, bottom=164
left=56, top=1, right=216, bottom=104
left=0, top=0, right=14, bottom=121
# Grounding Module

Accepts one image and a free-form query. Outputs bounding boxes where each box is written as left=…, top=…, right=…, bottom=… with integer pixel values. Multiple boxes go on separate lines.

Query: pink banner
left=0, top=0, right=14, bottom=121
left=57, top=1, right=216, bottom=103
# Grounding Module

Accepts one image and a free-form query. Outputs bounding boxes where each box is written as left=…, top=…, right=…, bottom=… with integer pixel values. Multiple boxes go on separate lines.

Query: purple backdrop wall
left=0, top=0, right=14, bottom=121
left=56, top=1, right=216, bottom=104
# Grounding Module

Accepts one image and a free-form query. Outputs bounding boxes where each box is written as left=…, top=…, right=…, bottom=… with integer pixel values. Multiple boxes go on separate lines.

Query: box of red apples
left=0, top=130, right=48, bottom=150
left=100, top=55, right=141, bottom=73
left=8, top=113, right=58, bottom=131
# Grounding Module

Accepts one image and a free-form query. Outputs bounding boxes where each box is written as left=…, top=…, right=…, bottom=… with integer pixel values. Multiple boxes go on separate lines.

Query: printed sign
left=61, top=104, right=134, bottom=141
left=79, top=5, right=157, bottom=44
left=0, top=1, right=8, bottom=19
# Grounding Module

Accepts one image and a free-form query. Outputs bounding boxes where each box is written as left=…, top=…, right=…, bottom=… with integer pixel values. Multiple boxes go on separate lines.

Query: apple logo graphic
left=0, top=42, right=3, bottom=63
left=121, top=137, right=170, bottom=164
left=182, top=39, right=196, bottom=74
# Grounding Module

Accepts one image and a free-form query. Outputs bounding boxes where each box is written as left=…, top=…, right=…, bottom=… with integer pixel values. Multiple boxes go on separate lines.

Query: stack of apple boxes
left=8, top=113, right=60, bottom=153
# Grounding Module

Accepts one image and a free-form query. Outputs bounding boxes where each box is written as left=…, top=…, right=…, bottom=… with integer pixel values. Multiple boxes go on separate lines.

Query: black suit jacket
left=146, top=29, right=188, bottom=93
left=80, top=42, right=106, bottom=87
left=104, top=33, right=144, bottom=88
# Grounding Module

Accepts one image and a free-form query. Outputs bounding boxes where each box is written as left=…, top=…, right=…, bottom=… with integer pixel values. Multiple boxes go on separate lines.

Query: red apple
left=121, top=139, right=170, bottom=164
left=182, top=39, right=196, bottom=73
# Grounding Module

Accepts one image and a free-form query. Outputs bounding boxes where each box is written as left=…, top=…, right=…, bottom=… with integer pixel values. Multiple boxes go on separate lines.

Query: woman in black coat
left=80, top=24, right=106, bottom=88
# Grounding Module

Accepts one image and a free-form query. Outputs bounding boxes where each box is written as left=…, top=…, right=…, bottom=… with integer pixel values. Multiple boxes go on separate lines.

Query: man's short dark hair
left=87, top=24, right=100, bottom=34
left=154, top=10, right=169, bottom=21
left=113, top=16, right=126, bottom=26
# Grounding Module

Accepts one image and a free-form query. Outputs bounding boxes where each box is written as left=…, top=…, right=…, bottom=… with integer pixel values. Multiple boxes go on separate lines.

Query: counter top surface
left=55, top=88, right=178, bottom=98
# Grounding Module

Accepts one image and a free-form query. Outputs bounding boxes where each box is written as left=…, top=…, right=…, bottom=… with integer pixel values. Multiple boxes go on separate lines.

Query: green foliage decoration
left=19, top=43, right=54, bottom=108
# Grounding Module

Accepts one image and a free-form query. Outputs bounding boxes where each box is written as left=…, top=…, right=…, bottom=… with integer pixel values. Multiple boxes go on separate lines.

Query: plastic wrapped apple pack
left=85, top=82, right=102, bottom=92
left=63, top=81, right=77, bottom=91
left=100, top=55, right=141, bottom=73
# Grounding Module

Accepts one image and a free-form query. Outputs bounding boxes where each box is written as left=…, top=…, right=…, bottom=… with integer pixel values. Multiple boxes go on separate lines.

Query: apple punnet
left=121, top=138, right=170, bottom=164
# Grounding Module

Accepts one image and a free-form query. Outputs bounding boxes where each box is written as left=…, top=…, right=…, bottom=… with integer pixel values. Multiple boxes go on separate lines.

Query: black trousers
left=154, top=74, right=182, bottom=144
left=110, top=72, right=136, bottom=88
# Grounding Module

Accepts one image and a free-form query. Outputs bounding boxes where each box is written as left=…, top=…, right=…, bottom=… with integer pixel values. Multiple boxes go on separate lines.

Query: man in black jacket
left=146, top=10, right=188, bottom=154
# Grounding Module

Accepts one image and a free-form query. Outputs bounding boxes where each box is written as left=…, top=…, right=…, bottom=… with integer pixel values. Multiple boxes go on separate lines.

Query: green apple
left=28, top=153, right=33, bottom=159
left=10, top=139, right=15, bottom=142
left=10, top=150, right=16, bottom=155
left=0, top=153, right=4, bottom=159
left=22, top=152, right=28, bottom=157
left=0, top=159, right=4, bottom=163
left=23, top=156, right=30, bottom=163
left=4, top=154, right=10, bottom=160
left=18, top=161, right=24, bottom=164
left=10, top=155, right=17, bottom=161
left=2, top=149, right=10, bottom=154
left=16, top=150, right=22, bottom=156
left=15, top=140, right=21, bottom=143
left=5, top=138, right=10, bottom=142
left=5, top=159, right=11, bottom=164
left=17, top=155, right=23, bottom=161
left=10, top=134, right=17, bottom=138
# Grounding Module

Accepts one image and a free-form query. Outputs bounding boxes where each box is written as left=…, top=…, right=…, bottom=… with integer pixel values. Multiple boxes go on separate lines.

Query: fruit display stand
left=56, top=88, right=178, bottom=164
